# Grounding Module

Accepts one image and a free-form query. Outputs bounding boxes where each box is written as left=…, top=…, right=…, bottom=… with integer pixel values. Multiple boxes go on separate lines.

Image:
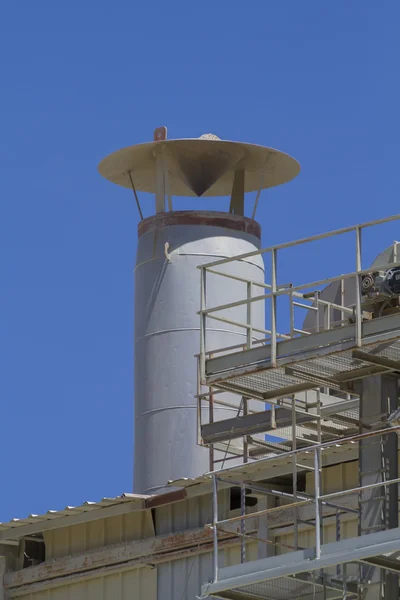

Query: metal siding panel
left=157, top=552, right=214, bottom=600
left=306, top=460, right=359, bottom=494
left=137, top=567, right=157, bottom=598
left=50, top=529, right=70, bottom=559
left=103, top=573, right=122, bottom=599
left=48, top=586, right=68, bottom=600
left=104, top=516, right=123, bottom=546
left=123, top=511, right=154, bottom=541
left=66, top=581, right=86, bottom=600
left=275, top=517, right=361, bottom=578
left=44, top=512, right=154, bottom=559
left=87, top=519, right=105, bottom=549
left=22, top=568, right=157, bottom=600
left=224, top=541, right=258, bottom=567
left=122, top=570, right=137, bottom=598
left=86, top=577, right=104, bottom=600
left=68, top=523, right=87, bottom=555
left=155, top=490, right=229, bottom=535
left=43, top=532, right=53, bottom=561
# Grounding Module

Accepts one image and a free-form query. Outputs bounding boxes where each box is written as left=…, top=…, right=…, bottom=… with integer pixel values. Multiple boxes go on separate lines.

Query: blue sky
left=0, top=1, right=399, bottom=521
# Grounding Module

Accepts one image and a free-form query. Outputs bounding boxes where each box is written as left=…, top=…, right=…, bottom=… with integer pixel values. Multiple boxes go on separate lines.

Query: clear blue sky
left=1, top=2, right=399, bottom=521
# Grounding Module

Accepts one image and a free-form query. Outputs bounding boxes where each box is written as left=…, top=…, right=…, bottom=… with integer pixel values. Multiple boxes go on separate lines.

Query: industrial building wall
left=10, top=547, right=258, bottom=600
left=224, top=541, right=258, bottom=565
left=44, top=511, right=154, bottom=560
left=274, top=459, right=360, bottom=549
left=20, top=567, right=156, bottom=600
left=273, top=457, right=399, bottom=579
left=158, top=552, right=213, bottom=600
left=156, top=543, right=258, bottom=600
left=154, top=489, right=230, bottom=535
left=305, top=459, right=359, bottom=495
left=4, top=491, right=261, bottom=600
left=43, top=490, right=224, bottom=561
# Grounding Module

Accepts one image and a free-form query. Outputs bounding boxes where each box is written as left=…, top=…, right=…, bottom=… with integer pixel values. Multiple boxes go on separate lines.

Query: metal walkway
left=201, top=527, right=400, bottom=599
left=204, top=316, right=400, bottom=397
left=197, top=214, right=400, bottom=600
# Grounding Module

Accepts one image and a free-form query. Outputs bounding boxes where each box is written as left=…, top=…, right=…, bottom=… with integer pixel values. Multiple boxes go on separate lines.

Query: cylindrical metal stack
left=134, top=211, right=264, bottom=494
left=98, top=130, right=300, bottom=495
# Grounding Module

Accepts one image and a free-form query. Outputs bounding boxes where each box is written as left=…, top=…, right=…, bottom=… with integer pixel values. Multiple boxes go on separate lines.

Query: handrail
left=198, top=213, right=400, bottom=270
left=199, top=215, right=400, bottom=588
left=199, top=223, right=400, bottom=372
left=209, top=424, right=400, bottom=583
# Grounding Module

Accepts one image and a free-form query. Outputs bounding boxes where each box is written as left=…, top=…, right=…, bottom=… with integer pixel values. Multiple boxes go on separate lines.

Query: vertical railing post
left=212, top=474, right=219, bottom=582
left=343, top=563, right=347, bottom=599
left=394, top=240, right=399, bottom=264
left=355, top=227, right=362, bottom=347
left=323, top=303, right=331, bottom=331
left=200, top=266, right=207, bottom=381
left=246, top=282, right=253, bottom=349
left=336, top=508, right=341, bottom=578
left=290, top=286, right=294, bottom=338
left=196, top=357, right=202, bottom=448
left=240, top=484, right=246, bottom=564
left=271, top=403, right=276, bottom=429
left=292, top=394, right=298, bottom=550
left=209, top=386, right=214, bottom=471
left=314, top=291, right=320, bottom=333
left=314, top=447, right=321, bottom=560
left=271, top=249, right=277, bottom=367
left=243, top=397, right=249, bottom=464
left=340, top=277, right=345, bottom=327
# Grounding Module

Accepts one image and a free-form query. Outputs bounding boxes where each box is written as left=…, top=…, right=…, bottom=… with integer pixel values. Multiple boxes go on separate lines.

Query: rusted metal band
left=138, top=211, right=261, bottom=239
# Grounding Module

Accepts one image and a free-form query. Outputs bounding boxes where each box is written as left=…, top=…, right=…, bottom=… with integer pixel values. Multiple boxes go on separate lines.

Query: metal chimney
left=98, top=128, right=300, bottom=494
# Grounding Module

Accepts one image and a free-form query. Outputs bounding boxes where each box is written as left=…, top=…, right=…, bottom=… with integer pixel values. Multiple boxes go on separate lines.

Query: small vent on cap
left=199, top=133, right=221, bottom=141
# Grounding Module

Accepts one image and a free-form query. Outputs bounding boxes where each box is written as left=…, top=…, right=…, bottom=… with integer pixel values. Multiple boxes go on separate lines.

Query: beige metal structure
left=3, top=129, right=400, bottom=600
left=196, top=213, right=400, bottom=600
left=98, top=136, right=300, bottom=198
left=0, top=484, right=267, bottom=600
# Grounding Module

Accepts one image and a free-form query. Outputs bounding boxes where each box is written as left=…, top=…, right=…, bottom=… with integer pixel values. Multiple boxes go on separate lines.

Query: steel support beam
left=352, top=351, right=400, bottom=373
left=357, top=375, right=399, bottom=600
left=205, top=314, right=400, bottom=383
left=201, top=406, right=316, bottom=444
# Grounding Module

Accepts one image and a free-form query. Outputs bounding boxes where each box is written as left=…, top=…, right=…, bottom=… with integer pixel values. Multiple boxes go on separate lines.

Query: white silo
left=99, top=129, right=300, bottom=494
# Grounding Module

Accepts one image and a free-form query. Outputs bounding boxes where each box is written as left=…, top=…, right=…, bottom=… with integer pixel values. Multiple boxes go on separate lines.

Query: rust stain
left=145, top=488, right=187, bottom=509
left=138, top=211, right=261, bottom=239
left=153, top=525, right=239, bottom=555
left=5, top=526, right=240, bottom=589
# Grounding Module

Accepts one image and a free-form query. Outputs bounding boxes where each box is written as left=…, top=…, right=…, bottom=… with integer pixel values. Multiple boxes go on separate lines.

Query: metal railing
left=199, top=214, right=400, bottom=382
left=198, top=214, right=400, bottom=598
left=207, top=424, right=400, bottom=585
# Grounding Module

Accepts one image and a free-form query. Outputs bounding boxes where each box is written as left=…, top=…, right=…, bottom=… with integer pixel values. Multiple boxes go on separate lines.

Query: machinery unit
left=302, top=241, right=400, bottom=334
left=361, top=266, right=400, bottom=309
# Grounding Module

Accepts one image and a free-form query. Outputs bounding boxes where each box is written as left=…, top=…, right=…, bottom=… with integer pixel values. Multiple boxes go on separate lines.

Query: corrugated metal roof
left=167, top=439, right=359, bottom=491
left=0, top=439, right=360, bottom=539
left=0, top=487, right=189, bottom=540
left=0, top=493, right=148, bottom=534
left=0, top=438, right=359, bottom=540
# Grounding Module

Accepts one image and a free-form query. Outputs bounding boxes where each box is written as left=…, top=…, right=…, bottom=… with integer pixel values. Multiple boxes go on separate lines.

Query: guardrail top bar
left=204, top=423, right=400, bottom=479
left=198, top=213, right=400, bottom=270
